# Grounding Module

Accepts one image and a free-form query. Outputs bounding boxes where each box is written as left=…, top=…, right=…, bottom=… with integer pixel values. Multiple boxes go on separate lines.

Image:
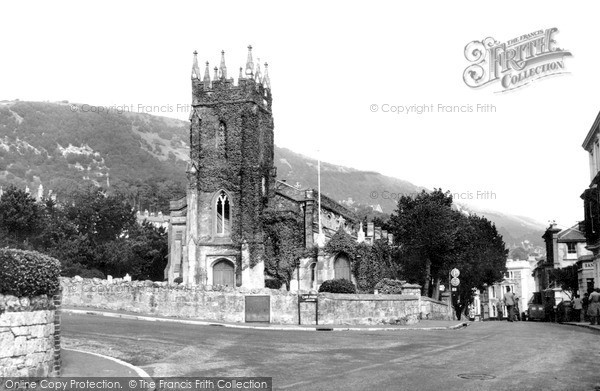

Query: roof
left=582, top=109, right=600, bottom=151
left=557, top=224, right=586, bottom=242
left=274, top=180, right=357, bottom=222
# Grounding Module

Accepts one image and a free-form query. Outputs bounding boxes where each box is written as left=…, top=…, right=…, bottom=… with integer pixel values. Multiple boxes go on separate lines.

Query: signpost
left=449, top=269, right=460, bottom=305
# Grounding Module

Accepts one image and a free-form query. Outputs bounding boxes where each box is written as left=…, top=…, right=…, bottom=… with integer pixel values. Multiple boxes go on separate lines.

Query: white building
left=481, top=257, right=536, bottom=319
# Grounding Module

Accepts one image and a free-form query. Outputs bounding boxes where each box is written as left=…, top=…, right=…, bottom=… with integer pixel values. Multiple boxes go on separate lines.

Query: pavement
left=561, top=321, right=600, bottom=332
left=61, top=348, right=150, bottom=377
left=61, top=305, right=468, bottom=331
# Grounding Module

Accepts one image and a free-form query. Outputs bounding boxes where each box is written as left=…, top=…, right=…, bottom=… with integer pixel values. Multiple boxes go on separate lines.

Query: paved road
left=62, top=314, right=600, bottom=391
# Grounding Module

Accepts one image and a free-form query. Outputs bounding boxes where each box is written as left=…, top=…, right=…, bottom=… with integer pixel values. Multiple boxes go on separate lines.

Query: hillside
left=0, top=100, right=545, bottom=248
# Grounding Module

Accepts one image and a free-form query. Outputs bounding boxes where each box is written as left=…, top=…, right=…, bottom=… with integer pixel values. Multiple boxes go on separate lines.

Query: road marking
left=63, top=348, right=152, bottom=379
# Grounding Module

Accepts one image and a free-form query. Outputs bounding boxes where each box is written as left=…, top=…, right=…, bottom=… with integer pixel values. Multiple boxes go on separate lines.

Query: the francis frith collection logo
left=463, top=28, right=572, bottom=92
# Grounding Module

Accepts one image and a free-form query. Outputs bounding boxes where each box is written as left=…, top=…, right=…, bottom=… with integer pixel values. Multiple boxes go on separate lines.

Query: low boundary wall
left=0, top=293, right=61, bottom=377
left=61, top=277, right=453, bottom=325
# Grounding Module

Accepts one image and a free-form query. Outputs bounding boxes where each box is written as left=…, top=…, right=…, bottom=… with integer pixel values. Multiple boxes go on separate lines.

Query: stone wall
left=0, top=293, right=61, bottom=377
left=61, top=277, right=453, bottom=325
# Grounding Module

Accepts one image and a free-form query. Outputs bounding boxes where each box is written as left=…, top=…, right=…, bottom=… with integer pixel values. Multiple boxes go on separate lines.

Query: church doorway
left=213, top=259, right=235, bottom=286
left=334, top=254, right=351, bottom=281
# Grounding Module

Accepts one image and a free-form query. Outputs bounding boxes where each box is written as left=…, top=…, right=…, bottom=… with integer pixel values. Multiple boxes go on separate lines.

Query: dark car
left=528, top=292, right=545, bottom=321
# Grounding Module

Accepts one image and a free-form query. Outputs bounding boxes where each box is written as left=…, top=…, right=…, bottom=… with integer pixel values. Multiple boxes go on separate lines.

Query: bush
left=374, top=278, right=405, bottom=294
left=265, top=278, right=283, bottom=289
left=173, top=276, right=183, bottom=284
left=318, top=278, right=356, bottom=294
left=0, top=248, right=61, bottom=297
left=60, top=259, right=105, bottom=279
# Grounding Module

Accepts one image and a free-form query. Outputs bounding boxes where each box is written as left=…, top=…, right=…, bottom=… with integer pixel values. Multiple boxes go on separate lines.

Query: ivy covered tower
left=167, top=46, right=275, bottom=288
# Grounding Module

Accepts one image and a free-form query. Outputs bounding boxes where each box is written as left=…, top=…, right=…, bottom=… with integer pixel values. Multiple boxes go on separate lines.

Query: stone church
left=164, top=46, right=386, bottom=289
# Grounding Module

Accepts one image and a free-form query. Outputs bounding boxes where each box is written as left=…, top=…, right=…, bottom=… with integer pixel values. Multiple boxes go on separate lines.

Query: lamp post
left=297, top=258, right=301, bottom=325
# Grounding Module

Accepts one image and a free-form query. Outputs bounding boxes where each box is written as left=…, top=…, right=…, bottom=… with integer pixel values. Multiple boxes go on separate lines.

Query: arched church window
left=216, top=191, right=231, bottom=235
left=216, top=121, right=227, bottom=157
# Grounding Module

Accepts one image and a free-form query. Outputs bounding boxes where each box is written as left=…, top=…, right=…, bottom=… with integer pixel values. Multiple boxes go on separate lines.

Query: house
left=580, top=110, right=600, bottom=291
left=532, top=223, right=591, bottom=306
left=480, top=257, right=536, bottom=319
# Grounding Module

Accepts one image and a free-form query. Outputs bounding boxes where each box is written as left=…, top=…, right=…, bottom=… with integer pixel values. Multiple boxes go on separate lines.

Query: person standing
left=572, top=295, right=583, bottom=322
left=588, top=288, right=600, bottom=326
left=504, top=287, right=516, bottom=322
left=583, top=293, right=590, bottom=322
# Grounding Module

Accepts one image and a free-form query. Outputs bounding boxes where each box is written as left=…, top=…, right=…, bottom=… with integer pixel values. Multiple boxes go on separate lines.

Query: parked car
left=528, top=292, right=545, bottom=321
left=528, top=303, right=545, bottom=321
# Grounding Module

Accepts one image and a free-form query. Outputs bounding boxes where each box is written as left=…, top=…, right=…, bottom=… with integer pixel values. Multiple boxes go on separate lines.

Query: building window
left=310, top=263, right=316, bottom=289
left=216, top=121, right=227, bottom=157
left=504, top=271, right=514, bottom=279
left=216, top=191, right=231, bottom=235
left=567, top=242, right=577, bottom=254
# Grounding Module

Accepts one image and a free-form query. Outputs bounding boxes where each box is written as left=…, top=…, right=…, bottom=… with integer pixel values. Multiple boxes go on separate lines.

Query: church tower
left=175, top=46, right=275, bottom=287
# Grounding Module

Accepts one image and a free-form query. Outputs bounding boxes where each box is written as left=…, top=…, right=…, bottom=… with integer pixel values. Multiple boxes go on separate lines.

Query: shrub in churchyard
left=374, top=278, right=405, bottom=294
left=318, top=278, right=357, bottom=294
left=0, top=248, right=61, bottom=297
left=265, top=278, right=283, bottom=289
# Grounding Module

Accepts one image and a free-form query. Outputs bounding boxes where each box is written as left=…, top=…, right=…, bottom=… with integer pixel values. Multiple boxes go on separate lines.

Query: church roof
left=275, top=180, right=357, bottom=222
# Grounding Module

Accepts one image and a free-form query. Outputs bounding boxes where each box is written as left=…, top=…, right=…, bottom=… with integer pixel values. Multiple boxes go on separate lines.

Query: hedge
left=318, top=278, right=356, bottom=294
left=0, top=248, right=61, bottom=297
left=374, top=278, right=405, bottom=294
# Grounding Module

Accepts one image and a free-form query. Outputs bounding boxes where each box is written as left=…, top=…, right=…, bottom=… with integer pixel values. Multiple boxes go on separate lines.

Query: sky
left=2, top=0, right=599, bottom=226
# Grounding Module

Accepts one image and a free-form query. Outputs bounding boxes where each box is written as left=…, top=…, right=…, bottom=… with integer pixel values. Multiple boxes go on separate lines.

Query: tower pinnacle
left=245, top=45, right=254, bottom=77
left=254, top=58, right=262, bottom=83
left=191, top=50, right=200, bottom=79
left=219, top=50, right=227, bottom=79
left=203, top=61, right=210, bottom=84
left=263, top=62, right=271, bottom=89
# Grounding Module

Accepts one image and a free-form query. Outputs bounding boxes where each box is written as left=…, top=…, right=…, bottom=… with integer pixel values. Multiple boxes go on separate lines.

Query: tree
left=352, top=240, right=397, bottom=293
left=64, top=185, right=135, bottom=245
left=262, top=209, right=306, bottom=289
left=102, top=221, right=168, bottom=281
left=450, top=214, right=508, bottom=318
left=550, top=265, right=579, bottom=299
left=388, top=189, right=456, bottom=297
left=0, top=186, right=41, bottom=246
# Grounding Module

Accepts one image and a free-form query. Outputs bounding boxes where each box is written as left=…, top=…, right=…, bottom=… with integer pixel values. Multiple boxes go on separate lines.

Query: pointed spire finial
left=245, top=45, right=254, bottom=77
left=254, top=58, right=262, bottom=83
left=191, top=50, right=200, bottom=79
left=213, top=66, right=218, bottom=81
left=203, top=61, right=210, bottom=83
left=263, top=62, right=271, bottom=89
left=219, top=50, right=227, bottom=80
left=239, top=67, right=243, bottom=80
